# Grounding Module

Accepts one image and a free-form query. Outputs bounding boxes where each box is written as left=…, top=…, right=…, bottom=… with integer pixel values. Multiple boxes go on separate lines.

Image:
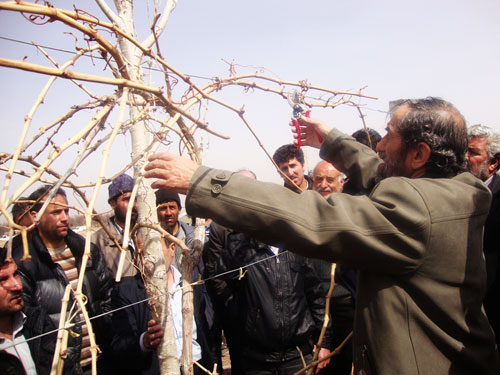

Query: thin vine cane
left=50, top=285, right=71, bottom=375
left=306, top=263, right=336, bottom=375
left=294, top=331, right=354, bottom=375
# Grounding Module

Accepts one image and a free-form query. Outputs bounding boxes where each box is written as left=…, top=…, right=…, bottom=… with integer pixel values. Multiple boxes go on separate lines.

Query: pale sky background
left=0, top=0, right=499, bottom=215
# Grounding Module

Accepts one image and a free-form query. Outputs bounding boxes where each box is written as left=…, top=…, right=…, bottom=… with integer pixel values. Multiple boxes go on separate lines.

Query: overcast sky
left=1, top=0, right=499, bottom=213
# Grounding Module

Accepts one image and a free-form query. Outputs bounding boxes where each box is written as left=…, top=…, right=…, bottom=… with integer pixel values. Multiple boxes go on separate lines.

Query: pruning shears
left=287, top=90, right=310, bottom=150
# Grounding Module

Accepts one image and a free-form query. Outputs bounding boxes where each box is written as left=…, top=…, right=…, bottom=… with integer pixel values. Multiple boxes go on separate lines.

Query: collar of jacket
left=178, top=221, right=194, bottom=236
left=31, top=228, right=85, bottom=264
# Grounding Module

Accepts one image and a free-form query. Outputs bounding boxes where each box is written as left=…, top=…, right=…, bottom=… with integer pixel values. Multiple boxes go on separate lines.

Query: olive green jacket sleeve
left=187, top=164, right=433, bottom=273
left=186, top=129, right=436, bottom=274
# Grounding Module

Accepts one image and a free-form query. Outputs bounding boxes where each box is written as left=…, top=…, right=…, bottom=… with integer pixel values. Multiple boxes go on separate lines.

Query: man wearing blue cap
left=93, top=174, right=138, bottom=278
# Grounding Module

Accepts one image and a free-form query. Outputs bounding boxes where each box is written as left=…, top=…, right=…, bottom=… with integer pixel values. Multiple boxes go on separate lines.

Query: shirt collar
left=0, top=311, right=26, bottom=341
left=484, top=174, right=494, bottom=187
left=170, top=265, right=183, bottom=289
left=110, top=216, right=124, bottom=235
left=14, top=311, right=25, bottom=332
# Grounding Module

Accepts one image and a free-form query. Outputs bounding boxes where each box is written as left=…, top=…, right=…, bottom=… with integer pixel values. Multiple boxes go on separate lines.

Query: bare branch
left=142, top=0, right=178, bottom=49
left=94, top=0, right=122, bottom=28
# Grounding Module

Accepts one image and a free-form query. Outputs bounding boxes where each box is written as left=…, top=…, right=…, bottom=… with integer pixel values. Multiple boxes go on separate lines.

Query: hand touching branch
left=142, top=319, right=164, bottom=350
left=291, top=116, right=332, bottom=149
left=144, top=152, right=198, bottom=194
left=316, top=347, right=332, bottom=373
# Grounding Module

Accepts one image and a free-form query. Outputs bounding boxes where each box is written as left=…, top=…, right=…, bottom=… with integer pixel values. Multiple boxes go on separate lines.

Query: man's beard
left=159, top=219, right=175, bottom=234
left=467, top=159, right=490, bottom=182
left=115, top=209, right=137, bottom=226
left=375, top=149, right=408, bottom=183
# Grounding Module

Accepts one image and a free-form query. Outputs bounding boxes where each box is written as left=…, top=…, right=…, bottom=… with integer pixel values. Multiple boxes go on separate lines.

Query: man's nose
left=376, top=136, right=386, bottom=152
left=7, top=276, right=22, bottom=291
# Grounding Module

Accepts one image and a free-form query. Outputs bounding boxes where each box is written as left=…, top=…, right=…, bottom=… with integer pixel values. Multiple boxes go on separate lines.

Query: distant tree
left=69, top=214, right=86, bottom=228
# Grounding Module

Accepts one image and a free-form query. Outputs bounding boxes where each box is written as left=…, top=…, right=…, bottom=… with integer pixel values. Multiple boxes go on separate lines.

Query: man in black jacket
left=204, top=170, right=332, bottom=374
left=12, top=185, right=114, bottom=374
left=212, top=230, right=332, bottom=375
left=0, top=247, right=70, bottom=375
left=110, top=237, right=209, bottom=375
left=467, top=124, right=500, bottom=352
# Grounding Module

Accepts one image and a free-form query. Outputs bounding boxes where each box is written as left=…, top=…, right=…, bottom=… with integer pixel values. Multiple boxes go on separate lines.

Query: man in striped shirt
left=12, top=185, right=114, bottom=374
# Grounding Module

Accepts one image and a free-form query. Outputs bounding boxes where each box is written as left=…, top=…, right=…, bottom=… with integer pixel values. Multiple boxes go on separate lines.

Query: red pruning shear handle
left=292, top=109, right=310, bottom=150
left=288, top=90, right=310, bottom=150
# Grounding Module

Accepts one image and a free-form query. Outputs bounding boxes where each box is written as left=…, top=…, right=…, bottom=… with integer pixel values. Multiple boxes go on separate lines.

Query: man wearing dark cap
left=155, top=189, right=192, bottom=270
left=92, top=174, right=138, bottom=278
left=155, top=189, right=222, bottom=370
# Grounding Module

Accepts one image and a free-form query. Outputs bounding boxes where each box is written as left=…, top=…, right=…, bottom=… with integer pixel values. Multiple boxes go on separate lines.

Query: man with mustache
left=0, top=247, right=37, bottom=375
left=144, top=97, right=500, bottom=374
left=312, top=162, right=353, bottom=375
left=12, top=185, right=113, bottom=374
left=466, top=124, right=500, bottom=353
left=93, top=174, right=139, bottom=278
left=155, top=189, right=191, bottom=271
left=0, top=247, right=64, bottom=375
left=312, top=161, right=345, bottom=199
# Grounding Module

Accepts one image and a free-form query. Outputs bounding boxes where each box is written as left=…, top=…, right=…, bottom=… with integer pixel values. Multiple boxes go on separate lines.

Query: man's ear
left=109, top=199, right=117, bottom=210
left=169, top=241, right=176, bottom=255
left=488, top=154, right=500, bottom=174
left=29, top=210, right=38, bottom=225
left=407, top=142, right=431, bottom=175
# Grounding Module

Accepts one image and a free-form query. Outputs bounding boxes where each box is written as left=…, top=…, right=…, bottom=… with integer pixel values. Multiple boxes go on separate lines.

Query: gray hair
left=388, top=97, right=468, bottom=178
left=468, top=124, right=500, bottom=160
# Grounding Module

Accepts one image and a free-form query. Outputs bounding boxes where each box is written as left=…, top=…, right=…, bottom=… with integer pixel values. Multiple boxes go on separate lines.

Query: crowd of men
left=1, top=97, right=500, bottom=375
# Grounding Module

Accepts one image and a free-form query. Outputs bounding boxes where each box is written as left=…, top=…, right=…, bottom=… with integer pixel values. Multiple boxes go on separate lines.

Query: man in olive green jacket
left=145, top=98, right=500, bottom=375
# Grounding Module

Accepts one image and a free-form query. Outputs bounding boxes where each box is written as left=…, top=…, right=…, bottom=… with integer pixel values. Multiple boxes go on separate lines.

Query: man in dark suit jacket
left=467, top=124, right=500, bottom=352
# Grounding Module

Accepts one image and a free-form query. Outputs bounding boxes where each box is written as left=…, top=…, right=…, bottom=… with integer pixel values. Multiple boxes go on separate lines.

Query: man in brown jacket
left=144, top=97, right=500, bottom=375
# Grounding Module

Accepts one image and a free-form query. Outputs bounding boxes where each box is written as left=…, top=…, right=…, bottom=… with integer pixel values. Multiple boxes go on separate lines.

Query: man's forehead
left=43, top=193, right=68, bottom=205
left=388, top=103, right=410, bottom=128
left=469, top=136, right=488, bottom=146
left=315, top=162, right=340, bottom=176
left=280, top=157, right=301, bottom=166
left=0, top=260, right=17, bottom=275
left=158, top=200, right=179, bottom=207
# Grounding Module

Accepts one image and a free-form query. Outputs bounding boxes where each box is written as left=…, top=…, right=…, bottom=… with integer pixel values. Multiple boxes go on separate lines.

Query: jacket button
left=211, top=184, right=223, bottom=194
left=215, top=172, right=226, bottom=179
